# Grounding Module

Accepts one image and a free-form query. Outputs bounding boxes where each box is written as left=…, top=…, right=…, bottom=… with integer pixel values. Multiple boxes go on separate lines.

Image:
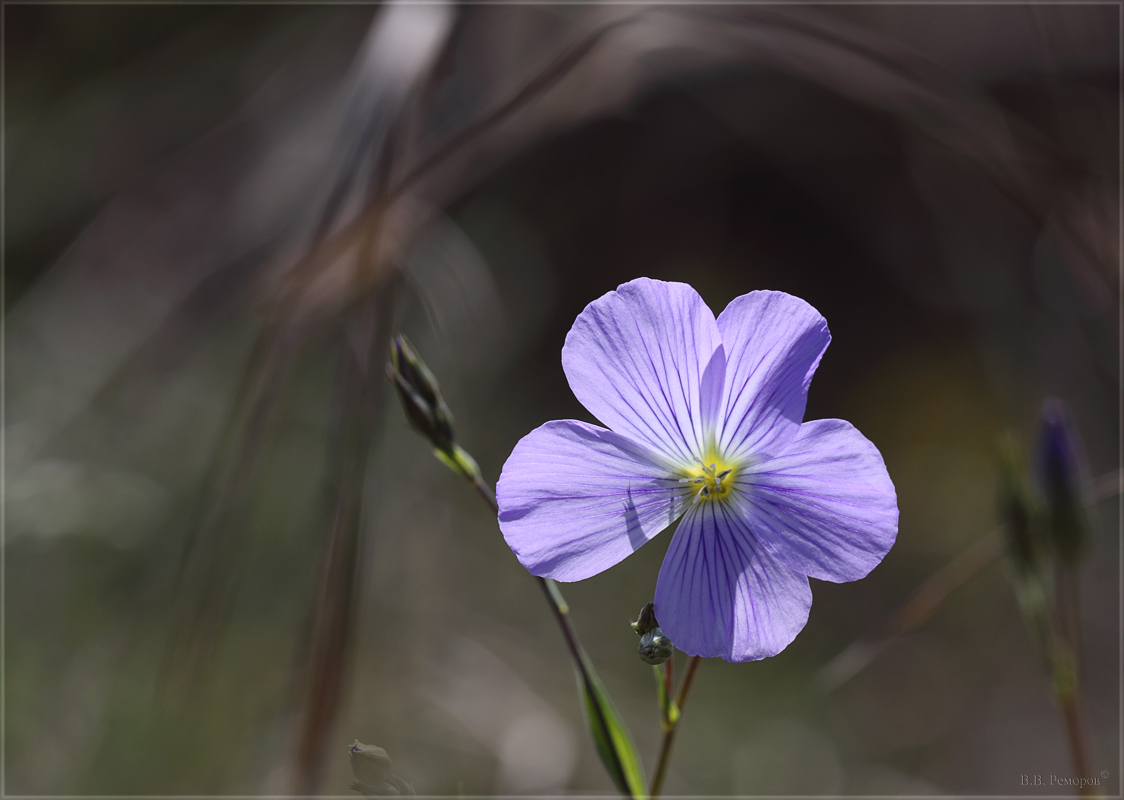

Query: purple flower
left=497, top=278, right=898, bottom=663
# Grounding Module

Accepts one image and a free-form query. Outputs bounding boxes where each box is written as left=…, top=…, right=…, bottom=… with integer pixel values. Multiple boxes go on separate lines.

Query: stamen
left=682, top=459, right=737, bottom=503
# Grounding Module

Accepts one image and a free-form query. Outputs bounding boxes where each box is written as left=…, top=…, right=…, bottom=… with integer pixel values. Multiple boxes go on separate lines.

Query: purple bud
left=1033, top=398, right=1089, bottom=565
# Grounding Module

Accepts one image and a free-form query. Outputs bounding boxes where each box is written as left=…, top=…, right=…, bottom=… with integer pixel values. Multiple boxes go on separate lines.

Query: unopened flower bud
left=1034, top=398, right=1089, bottom=565
left=632, top=602, right=674, bottom=664
left=348, top=741, right=415, bottom=796
left=631, top=602, right=658, bottom=636
left=388, top=334, right=456, bottom=453
left=349, top=741, right=394, bottom=787
left=638, top=628, right=674, bottom=665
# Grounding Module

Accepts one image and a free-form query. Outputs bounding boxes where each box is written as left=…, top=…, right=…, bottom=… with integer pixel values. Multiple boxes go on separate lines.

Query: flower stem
left=1059, top=688, right=1094, bottom=797
left=468, top=473, right=638, bottom=792
left=467, top=480, right=583, bottom=650
left=470, top=473, right=498, bottom=515
left=820, top=468, right=1122, bottom=691
left=1053, top=567, right=1094, bottom=797
left=650, top=655, right=702, bottom=798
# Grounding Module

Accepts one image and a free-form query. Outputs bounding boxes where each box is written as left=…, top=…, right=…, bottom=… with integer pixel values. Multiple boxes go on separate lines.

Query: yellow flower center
left=679, top=456, right=739, bottom=504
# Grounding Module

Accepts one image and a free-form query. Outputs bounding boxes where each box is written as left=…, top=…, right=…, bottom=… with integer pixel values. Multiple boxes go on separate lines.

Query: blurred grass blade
left=162, top=322, right=304, bottom=696
left=294, top=285, right=400, bottom=794
left=574, top=643, right=648, bottom=799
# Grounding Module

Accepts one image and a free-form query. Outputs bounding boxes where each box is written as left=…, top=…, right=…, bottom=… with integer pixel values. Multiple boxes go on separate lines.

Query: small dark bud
left=632, top=603, right=674, bottom=664
left=638, top=628, right=675, bottom=665
left=388, top=334, right=456, bottom=453
left=631, top=602, right=658, bottom=636
left=1034, top=398, right=1089, bottom=565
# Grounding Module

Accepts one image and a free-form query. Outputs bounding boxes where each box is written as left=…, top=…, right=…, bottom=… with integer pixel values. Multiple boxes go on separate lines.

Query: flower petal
left=497, top=419, right=690, bottom=582
left=562, top=278, right=725, bottom=466
left=716, top=291, right=830, bottom=462
left=735, top=419, right=898, bottom=583
left=654, top=501, right=812, bottom=662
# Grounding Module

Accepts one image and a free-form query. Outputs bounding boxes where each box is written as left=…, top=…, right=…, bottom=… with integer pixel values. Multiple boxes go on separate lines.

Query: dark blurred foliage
left=5, top=3, right=1118, bottom=796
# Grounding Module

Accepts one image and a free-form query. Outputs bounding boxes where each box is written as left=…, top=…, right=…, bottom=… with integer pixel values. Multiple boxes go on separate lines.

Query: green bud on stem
left=388, top=334, right=483, bottom=485
left=388, top=334, right=456, bottom=452
left=348, top=741, right=415, bottom=797
left=349, top=741, right=394, bottom=787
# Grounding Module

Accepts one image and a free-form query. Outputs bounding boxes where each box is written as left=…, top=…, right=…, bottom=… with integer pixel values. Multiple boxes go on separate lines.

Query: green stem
left=1054, top=567, right=1094, bottom=797
left=820, top=468, right=1122, bottom=691
left=470, top=474, right=498, bottom=515
left=469, top=474, right=634, bottom=794
left=469, top=479, right=579, bottom=638
left=1059, top=687, right=1095, bottom=797
left=649, top=655, right=702, bottom=798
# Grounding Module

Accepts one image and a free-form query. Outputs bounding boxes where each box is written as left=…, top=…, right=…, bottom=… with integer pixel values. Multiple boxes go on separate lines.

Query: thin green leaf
left=574, top=646, right=648, bottom=799
left=653, top=665, right=680, bottom=733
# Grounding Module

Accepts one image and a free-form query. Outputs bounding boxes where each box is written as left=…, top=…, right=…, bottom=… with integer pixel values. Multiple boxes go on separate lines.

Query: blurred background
left=5, top=3, right=1119, bottom=796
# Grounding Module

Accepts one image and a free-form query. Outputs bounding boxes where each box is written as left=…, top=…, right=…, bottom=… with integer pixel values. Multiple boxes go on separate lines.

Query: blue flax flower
left=497, top=278, right=898, bottom=663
